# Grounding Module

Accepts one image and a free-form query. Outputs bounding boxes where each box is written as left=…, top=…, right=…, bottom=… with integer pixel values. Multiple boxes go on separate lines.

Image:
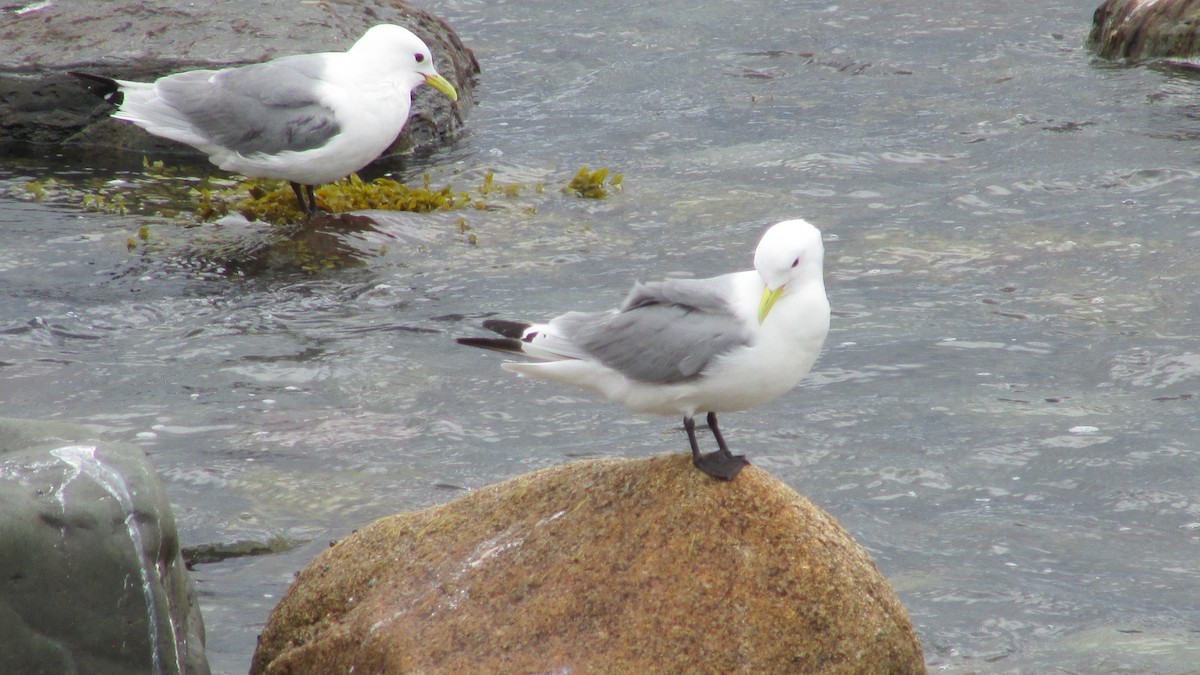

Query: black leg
left=707, top=412, right=732, bottom=456
left=684, top=415, right=703, bottom=465
left=686, top=412, right=749, bottom=481
left=305, top=185, right=318, bottom=216
left=290, top=182, right=307, bottom=213
left=290, top=182, right=320, bottom=217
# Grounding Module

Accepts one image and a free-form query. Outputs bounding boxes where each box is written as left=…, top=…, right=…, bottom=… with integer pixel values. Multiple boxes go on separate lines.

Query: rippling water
left=3, top=0, right=1200, bottom=672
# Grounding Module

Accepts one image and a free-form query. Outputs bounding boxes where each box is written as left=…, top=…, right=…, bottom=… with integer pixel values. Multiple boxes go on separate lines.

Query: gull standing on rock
left=72, top=24, right=459, bottom=217
left=458, top=219, right=831, bottom=481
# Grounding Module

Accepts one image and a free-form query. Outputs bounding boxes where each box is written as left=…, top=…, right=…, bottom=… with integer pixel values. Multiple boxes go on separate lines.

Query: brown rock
left=251, top=454, right=926, bottom=674
left=1089, top=0, right=1200, bottom=60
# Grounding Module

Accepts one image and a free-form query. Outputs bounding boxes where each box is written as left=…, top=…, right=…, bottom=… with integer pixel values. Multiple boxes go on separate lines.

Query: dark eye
left=790, top=257, right=800, bottom=268
left=415, top=53, right=426, bottom=63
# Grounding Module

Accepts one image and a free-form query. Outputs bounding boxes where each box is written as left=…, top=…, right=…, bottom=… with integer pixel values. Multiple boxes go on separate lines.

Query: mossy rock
left=1089, top=0, right=1200, bottom=61
left=251, top=454, right=926, bottom=674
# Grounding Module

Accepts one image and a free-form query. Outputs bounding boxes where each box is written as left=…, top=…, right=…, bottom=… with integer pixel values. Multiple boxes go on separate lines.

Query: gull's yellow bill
left=758, top=285, right=784, bottom=324
left=424, top=73, right=458, bottom=101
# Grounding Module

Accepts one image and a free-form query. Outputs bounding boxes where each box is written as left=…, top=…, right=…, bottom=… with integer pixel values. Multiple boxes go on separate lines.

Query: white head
left=753, top=219, right=825, bottom=322
left=349, top=24, right=458, bottom=101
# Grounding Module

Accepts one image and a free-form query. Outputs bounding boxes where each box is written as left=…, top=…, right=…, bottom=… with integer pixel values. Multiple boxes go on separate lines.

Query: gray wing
left=568, top=277, right=751, bottom=384
left=155, top=55, right=340, bottom=155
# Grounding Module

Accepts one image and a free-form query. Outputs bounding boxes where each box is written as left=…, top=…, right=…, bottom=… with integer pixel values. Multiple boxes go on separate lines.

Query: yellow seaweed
left=563, top=165, right=623, bottom=199
left=198, top=174, right=473, bottom=225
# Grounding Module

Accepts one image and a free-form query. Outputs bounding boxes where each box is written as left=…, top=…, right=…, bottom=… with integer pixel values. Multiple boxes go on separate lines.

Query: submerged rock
left=1089, top=0, right=1200, bottom=60
left=0, top=0, right=477, bottom=157
left=0, top=418, right=208, bottom=675
left=251, top=454, right=926, bottom=674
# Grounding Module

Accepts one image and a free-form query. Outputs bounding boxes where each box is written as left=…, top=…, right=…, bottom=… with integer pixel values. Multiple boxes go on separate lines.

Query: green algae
left=183, top=535, right=300, bottom=565
left=563, top=165, right=623, bottom=199
left=82, top=191, right=127, bottom=216
left=477, top=170, right=531, bottom=198
left=24, top=178, right=49, bottom=202
left=200, top=166, right=573, bottom=225
left=9, top=162, right=625, bottom=274
left=125, top=224, right=152, bottom=253
left=15, top=157, right=228, bottom=221
left=197, top=174, right=474, bottom=225
left=14, top=161, right=622, bottom=227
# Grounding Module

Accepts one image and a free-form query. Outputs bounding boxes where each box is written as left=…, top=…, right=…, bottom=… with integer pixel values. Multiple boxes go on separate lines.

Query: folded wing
left=121, top=56, right=341, bottom=156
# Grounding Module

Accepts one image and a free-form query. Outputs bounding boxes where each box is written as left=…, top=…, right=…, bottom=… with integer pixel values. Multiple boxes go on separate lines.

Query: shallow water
left=3, top=0, right=1200, bottom=672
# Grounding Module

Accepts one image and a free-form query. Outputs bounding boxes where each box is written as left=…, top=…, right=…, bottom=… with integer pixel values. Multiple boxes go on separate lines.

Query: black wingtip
left=480, top=319, right=531, bottom=339
left=69, top=71, right=123, bottom=105
left=456, top=336, right=525, bottom=353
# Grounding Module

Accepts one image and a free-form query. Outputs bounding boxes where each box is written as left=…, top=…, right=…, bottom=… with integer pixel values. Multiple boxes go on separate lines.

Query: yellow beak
left=424, top=73, right=458, bottom=102
left=758, top=285, right=784, bottom=324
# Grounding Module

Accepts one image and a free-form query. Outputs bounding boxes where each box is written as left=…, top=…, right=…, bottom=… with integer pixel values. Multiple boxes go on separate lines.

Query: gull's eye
left=791, top=257, right=800, bottom=268
left=415, top=53, right=426, bottom=63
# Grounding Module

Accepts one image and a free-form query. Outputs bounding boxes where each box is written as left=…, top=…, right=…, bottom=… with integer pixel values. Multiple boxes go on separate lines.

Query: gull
left=71, top=24, right=459, bottom=217
left=457, top=219, right=831, bottom=480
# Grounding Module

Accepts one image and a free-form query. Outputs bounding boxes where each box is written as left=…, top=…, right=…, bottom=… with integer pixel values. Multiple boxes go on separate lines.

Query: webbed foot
left=692, top=450, right=749, bottom=481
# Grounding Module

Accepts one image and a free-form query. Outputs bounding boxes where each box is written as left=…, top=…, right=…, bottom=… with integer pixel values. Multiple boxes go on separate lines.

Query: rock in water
left=1090, top=0, right=1200, bottom=60
left=252, top=454, right=925, bottom=674
left=0, top=418, right=208, bottom=675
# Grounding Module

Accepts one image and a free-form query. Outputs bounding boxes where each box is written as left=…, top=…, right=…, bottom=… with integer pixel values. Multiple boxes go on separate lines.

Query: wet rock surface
left=0, top=418, right=208, bottom=675
left=1089, top=0, right=1200, bottom=60
left=252, top=454, right=926, bottom=674
left=0, top=0, right=478, bottom=156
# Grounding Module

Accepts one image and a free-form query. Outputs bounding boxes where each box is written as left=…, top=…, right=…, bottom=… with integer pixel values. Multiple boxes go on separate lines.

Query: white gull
left=72, top=24, right=458, bottom=216
left=458, top=219, right=831, bottom=480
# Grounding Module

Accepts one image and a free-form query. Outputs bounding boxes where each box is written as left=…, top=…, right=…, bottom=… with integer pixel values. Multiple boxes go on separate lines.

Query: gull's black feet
left=684, top=414, right=749, bottom=480
left=692, top=450, right=749, bottom=481
left=291, top=182, right=321, bottom=218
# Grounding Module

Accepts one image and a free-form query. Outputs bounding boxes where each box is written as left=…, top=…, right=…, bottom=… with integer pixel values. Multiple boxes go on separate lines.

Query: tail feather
left=481, top=319, right=532, bottom=339
left=456, top=336, right=525, bottom=354
left=69, top=72, right=124, bottom=105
